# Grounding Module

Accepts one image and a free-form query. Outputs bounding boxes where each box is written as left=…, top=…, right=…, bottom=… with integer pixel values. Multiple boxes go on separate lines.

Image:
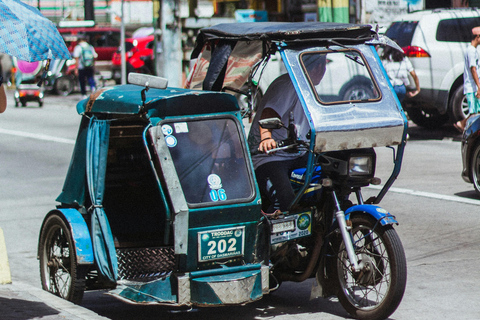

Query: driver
left=248, top=53, right=327, bottom=213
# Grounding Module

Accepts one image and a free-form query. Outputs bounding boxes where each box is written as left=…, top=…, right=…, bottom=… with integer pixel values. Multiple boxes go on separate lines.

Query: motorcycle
left=43, top=59, right=106, bottom=96
left=38, top=22, right=407, bottom=320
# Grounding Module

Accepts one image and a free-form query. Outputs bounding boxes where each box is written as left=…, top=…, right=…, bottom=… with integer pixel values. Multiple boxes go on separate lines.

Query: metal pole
left=120, top=0, right=126, bottom=84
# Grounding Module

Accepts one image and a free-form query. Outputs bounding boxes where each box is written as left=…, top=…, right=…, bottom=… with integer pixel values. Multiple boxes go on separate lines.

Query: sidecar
left=38, top=74, right=268, bottom=306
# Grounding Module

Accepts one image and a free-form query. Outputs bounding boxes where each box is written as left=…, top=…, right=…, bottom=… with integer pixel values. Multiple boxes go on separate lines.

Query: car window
left=436, top=17, right=480, bottom=42
left=162, top=118, right=254, bottom=206
left=301, top=50, right=380, bottom=104
left=124, top=42, right=134, bottom=52
left=385, top=21, right=418, bottom=47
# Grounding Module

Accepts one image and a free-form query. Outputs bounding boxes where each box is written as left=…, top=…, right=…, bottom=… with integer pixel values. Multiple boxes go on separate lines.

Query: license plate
left=270, top=212, right=312, bottom=244
left=198, top=226, right=245, bottom=262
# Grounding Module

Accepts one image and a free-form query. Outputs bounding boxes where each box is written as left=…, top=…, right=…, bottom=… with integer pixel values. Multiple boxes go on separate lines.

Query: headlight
left=349, top=156, right=373, bottom=176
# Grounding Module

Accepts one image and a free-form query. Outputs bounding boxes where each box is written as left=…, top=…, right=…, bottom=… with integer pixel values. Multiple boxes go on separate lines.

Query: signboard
left=366, top=0, right=424, bottom=28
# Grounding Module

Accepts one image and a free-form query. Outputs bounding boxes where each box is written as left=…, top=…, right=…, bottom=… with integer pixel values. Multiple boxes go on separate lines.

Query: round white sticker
left=165, top=135, right=177, bottom=147
left=161, top=124, right=173, bottom=136
left=207, top=174, right=222, bottom=189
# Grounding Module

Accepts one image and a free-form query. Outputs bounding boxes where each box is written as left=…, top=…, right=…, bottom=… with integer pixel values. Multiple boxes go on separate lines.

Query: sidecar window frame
left=299, top=48, right=381, bottom=105
left=158, top=114, right=256, bottom=208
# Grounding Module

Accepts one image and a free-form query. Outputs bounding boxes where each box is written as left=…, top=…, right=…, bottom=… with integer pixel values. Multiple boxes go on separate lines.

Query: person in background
left=0, top=76, right=6, bottom=113
left=455, top=27, right=480, bottom=132
left=380, top=42, right=420, bottom=104
left=73, top=35, right=97, bottom=99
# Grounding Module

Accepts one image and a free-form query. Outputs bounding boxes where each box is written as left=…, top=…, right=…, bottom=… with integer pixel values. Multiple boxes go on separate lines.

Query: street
left=1, top=88, right=480, bottom=319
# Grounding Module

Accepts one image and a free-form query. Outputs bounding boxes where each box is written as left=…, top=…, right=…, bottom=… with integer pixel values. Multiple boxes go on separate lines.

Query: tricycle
left=38, top=22, right=407, bottom=320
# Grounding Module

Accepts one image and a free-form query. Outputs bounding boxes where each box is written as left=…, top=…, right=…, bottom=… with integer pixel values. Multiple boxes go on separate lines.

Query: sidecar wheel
left=470, top=143, right=480, bottom=194
left=333, top=214, right=407, bottom=320
left=39, top=213, right=86, bottom=304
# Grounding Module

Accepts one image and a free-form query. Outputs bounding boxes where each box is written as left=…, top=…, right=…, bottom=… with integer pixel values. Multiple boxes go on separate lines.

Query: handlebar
left=263, top=139, right=309, bottom=155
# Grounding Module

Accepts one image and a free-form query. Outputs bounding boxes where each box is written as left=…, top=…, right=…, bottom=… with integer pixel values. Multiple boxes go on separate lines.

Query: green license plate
left=198, top=226, right=245, bottom=262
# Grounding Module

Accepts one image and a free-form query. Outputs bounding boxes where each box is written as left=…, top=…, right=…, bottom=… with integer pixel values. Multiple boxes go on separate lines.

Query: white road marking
left=0, top=128, right=75, bottom=145
left=369, top=185, right=480, bottom=205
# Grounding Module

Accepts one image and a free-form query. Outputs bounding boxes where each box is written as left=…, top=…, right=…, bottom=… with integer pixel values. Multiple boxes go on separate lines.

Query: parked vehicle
left=58, top=26, right=124, bottom=62
left=38, top=22, right=407, bottom=320
left=386, top=8, right=480, bottom=128
left=111, top=35, right=155, bottom=84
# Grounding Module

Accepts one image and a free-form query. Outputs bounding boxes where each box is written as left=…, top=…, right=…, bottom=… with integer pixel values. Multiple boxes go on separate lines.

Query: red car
left=111, top=35, right=154, bottom=83
left=58, top=27, right=125, bottom=62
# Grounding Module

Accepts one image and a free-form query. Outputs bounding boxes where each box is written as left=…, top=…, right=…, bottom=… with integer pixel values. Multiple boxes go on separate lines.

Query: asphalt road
left=1, top=89, right=480, bottom=319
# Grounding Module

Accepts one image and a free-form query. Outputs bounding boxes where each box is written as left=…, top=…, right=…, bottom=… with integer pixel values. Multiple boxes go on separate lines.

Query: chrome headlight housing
left=349, top=155, right=374, bottom=177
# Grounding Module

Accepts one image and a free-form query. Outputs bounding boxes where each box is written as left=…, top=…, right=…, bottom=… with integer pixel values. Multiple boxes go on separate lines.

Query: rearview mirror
left=128, top=73, right=168, bottom=89
left=259, top=117, right=284, bottom=129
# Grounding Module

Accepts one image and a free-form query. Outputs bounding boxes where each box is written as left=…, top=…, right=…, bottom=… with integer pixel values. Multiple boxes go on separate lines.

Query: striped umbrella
left=0, top=0, right=70, bottom=62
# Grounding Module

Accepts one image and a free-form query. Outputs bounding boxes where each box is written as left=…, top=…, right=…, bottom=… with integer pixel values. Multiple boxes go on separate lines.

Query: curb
left=0, top=227, right=12, bottom=284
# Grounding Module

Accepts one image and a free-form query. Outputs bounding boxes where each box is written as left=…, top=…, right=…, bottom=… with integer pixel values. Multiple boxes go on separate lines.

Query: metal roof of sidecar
left=192, top=22, right=374, bottom=57
left=77, top=84, right=239, bottom=116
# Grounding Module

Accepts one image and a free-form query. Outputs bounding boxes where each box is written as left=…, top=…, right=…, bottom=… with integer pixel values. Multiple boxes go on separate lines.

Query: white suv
left=386, top=8, right=480, bottom=128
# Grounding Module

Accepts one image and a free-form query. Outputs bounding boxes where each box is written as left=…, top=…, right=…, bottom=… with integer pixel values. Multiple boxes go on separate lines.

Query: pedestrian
left=380, top=42, right=420, bottom=104
left=73, top=35, right=97, bottom=99
left=455, top=27, right=480, bottom=132
left=0, top=75, right=6, bottom=113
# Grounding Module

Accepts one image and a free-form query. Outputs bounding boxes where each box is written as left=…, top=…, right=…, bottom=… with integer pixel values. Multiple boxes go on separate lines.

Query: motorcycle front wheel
left=55, top=76, right=75, bottom=96
left=334, top=214, right=407, bottom=320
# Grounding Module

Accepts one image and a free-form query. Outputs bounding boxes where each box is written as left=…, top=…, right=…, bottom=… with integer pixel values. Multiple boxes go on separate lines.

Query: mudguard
left=345, top=204, right=398, bottom=226
left=42, top=209, right=94, bottom=265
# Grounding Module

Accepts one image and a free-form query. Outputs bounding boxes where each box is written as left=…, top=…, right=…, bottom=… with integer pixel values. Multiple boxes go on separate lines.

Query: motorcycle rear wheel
left=333, top=214, right=407, bottom=320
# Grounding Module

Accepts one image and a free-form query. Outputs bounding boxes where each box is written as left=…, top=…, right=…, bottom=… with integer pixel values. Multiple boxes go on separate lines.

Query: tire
left=55, top=76, right=75, bottom=96
left=449, top=84, right=468, bottom=122
left=333, top=214, right=407, bottom=320
left=404, top=106, right=449, bottom=129
left=39, top=213, right=86, bottom=304
left=342, top=83, right=374, bottom=101
left=470, top=143, right=480, bottom=195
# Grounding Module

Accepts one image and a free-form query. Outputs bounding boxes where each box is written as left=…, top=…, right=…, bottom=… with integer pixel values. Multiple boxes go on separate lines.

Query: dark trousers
left=255, top=153, right=309, bottom=212
left=78, top=67, right=96, bottom=95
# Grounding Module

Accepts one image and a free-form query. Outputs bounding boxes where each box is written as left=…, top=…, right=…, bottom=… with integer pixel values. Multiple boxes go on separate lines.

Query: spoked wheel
left=39, top=213, right=86, bottom=304
left=333, top=214, right=407, bottom=320
left=55, top=76, right=75, bottom=96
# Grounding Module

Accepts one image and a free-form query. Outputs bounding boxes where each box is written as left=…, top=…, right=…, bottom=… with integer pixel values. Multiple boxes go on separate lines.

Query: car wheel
left=342, top=83, right=374, bottom=101
left=470, top=143, right=480, bottom=194
left=236, top=85, right=263, bottom=114
left=55, top=76, right=75, bottom=96
left=404, top=106, right=449, bottom=129
left=449, top=84, right=468, bottom=122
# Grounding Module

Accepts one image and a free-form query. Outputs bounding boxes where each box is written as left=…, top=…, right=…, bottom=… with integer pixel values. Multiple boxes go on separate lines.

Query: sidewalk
left=0, top=280, right=109, bottom=320
left=0, top=225, right=108, bottom=320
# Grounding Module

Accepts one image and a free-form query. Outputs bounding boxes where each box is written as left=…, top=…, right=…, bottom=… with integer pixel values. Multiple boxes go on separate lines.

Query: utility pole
left=157, top=0, right=182, bottom=87
left=84, top=0, right=94, bottom=21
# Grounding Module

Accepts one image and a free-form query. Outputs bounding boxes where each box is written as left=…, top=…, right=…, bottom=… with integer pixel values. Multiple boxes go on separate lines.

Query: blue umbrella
left=0, top=0, right=71, bottom=62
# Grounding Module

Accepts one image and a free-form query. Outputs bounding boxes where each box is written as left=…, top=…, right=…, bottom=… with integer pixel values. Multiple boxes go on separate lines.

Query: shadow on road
left=407, top=122, right=462, bottom=142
